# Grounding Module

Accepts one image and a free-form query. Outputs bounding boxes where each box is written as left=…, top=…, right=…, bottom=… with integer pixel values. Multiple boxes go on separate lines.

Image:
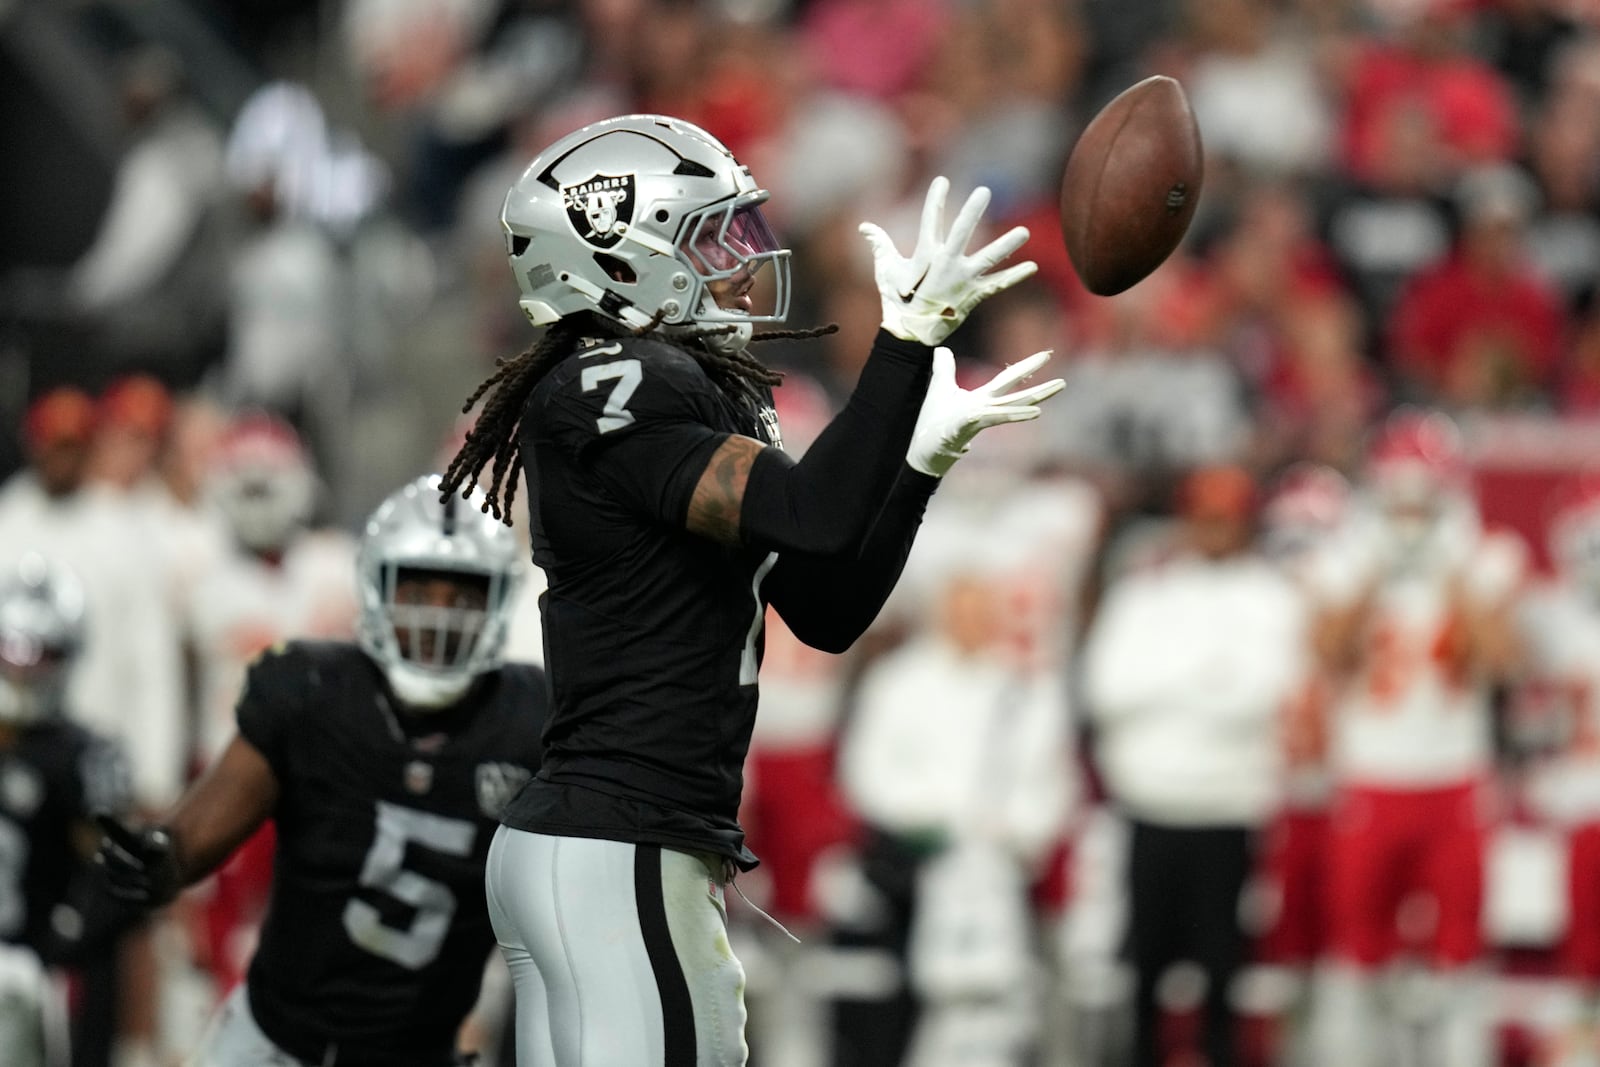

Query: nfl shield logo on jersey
left=562, top=173, right=635, bottom=249
left=476, top=762, right=533, bottom=818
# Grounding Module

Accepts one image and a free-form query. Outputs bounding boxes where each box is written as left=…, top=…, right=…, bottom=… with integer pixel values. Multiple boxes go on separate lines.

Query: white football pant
left=485, top=827, right=748, bottom=1066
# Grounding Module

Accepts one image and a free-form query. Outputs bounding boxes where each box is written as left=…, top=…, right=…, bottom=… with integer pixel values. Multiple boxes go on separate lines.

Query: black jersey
left=504, top=334, right=780, bottom=868
left=0, top=720, right=132, bottom=956
left=235, top=641, right=546, bottom=1067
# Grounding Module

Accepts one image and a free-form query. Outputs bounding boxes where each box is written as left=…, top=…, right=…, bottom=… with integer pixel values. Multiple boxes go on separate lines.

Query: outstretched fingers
left=979, top=349, right=1054, bottom=394
left=917, top=176, right=952, bottom=259
left=973, top=260, right=1039, bottom=302
left=972, top=404, right=1046, bottom=430
left=967, top=225, right=1032, bottom=274
left=990, top=377, right=1066, bottom=407
left=941, top=184, right=993, bottom=257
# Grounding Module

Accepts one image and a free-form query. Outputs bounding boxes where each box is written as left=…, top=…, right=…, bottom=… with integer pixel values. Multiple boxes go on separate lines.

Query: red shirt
left=1389, top=251, right=1566, bottom=402
left=1339, top=43, right=1519, bottom=183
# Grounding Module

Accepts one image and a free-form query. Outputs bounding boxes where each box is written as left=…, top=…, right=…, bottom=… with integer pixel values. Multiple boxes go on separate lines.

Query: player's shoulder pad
left=536, top=334, right=719, bottom=434
left=242, top=639, right=365, bottom=704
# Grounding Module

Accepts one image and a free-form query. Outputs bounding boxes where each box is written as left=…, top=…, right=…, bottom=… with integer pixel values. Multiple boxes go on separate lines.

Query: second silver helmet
left=356, top=475, right=524, bottom=709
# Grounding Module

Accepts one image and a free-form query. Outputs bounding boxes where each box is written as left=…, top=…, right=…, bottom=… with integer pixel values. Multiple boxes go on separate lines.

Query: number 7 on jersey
left=581, top=360, right=642, bottom=433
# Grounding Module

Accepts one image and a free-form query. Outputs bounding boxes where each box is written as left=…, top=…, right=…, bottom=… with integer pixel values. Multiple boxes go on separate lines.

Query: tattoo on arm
left=687, top=435, right=765, bottom=546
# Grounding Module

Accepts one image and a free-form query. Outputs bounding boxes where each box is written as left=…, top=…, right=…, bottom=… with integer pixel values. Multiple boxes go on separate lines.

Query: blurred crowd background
left=6, top=0, right=1600, bottom=1065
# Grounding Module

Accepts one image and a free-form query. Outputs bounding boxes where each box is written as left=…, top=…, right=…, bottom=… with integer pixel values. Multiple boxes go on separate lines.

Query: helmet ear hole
left=594, top=252, right=636, bottom=284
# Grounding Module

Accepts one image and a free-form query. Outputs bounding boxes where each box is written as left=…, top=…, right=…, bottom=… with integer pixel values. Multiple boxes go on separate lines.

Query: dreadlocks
left=439, top=317, right=840, bottom=524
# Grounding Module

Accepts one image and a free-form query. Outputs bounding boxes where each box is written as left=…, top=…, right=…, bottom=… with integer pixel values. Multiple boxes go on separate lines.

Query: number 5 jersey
left=235, top=641, right=547, bottom=1066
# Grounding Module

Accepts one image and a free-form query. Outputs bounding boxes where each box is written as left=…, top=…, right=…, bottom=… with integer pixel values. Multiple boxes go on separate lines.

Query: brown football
left=1060, top=75, right=1204, bottom=296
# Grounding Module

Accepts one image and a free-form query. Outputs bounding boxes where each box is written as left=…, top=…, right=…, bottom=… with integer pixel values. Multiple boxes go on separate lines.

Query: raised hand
left=860, top=176, right=1037, bottom=347
left=907, top=347, right=1065, bottom=478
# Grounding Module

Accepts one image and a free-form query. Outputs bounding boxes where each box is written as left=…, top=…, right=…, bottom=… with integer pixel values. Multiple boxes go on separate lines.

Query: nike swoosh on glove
left=860, top=176, right=1037, bottom=347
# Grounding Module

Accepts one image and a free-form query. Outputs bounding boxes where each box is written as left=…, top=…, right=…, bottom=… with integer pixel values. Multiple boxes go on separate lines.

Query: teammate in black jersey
left=93, top=475, right=548, bottom=1067
left=438, top=113, right=1066, bottom=1066
left=0, top=553, right=136, bottom=1067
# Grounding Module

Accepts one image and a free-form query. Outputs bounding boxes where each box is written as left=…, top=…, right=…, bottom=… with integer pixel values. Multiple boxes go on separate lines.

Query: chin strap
left=677, top=321, right=753, bottom=356
left=385, top=664, right=476, bottom=711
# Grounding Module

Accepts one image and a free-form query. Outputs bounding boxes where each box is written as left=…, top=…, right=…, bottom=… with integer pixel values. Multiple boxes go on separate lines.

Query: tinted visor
left=681, top=201, right=784, bottom=279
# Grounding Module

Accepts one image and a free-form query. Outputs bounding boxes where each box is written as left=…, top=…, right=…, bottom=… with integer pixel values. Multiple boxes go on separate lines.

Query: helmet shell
left=501, top=113, right=791, bottom=331
left=0, top=553, right=87, bottom=724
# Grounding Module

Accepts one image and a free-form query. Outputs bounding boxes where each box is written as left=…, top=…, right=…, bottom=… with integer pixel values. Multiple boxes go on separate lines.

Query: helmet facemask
left=356, top=475, right=523, bottom=711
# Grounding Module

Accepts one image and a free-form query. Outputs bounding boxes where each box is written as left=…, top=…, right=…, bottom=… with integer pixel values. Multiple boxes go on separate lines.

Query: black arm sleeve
left=739, top=330, right=931, bottom=557
left=764, top=466, right=940, bottom=653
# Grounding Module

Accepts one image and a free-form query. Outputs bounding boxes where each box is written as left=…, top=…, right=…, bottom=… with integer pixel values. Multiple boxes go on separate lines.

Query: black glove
left=92, top=812, right=181, bottom=909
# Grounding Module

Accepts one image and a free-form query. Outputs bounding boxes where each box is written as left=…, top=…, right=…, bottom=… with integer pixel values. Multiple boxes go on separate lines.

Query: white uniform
left=184, top=531, right=358, bottom=762
left=1310, top=502, right=1526, bottom=787
left=1082, top=552, right=1310, bottom=827
left=1517, top=580, right=1600, bottom=820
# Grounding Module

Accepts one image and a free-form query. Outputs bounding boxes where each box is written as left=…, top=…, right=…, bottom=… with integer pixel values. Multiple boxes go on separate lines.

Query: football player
left=1518, top=478, right=1600, bottom=1061
left=183, top=411, right=358, bottom=995
left=1254, top=463, right=1352, bottom=1061
left=437, top=113, right=1063, bottom=1066
left=93, top=475, right=547, bottom=1067
left=0, top=553, right=138, bottom=1067
left=1305, top=409, right=1528, bottom=1067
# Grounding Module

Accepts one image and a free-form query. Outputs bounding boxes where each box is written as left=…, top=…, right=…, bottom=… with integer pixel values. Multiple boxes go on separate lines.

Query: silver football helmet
left=0, top=554, right=86, bottom=725
left=356, top=475, right=523, bottom=710
left=501, top=114, right=791, bottom=338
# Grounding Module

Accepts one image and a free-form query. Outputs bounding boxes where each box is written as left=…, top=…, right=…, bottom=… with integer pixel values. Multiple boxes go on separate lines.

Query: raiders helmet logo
left=562, top=173, right=636, bottom=248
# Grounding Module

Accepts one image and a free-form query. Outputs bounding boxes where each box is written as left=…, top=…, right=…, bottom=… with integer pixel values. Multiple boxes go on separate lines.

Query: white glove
left=908, top=347, right=1064, bottom=478
left=860, top=176, right=1036, bottom=347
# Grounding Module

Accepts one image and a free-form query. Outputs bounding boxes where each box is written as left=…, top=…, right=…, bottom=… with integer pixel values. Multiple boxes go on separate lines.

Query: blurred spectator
left=1082, top=463, right=1309, bottom=1067
left=1253, top=462, right=1355, bottom=1064
left=1518, top=476, right=1600, bottom=1062
left=1475, top=0, right=1585, bottom=108
left=211, top=84, right=346, bottom=430
left=1182, top=0, right=1335, bottom=178
left=1560, top=288, right=1600, bottom=414
left=1259, top=291, right=1387, bottom=472
left=85, top=376, right=231, bottom=659
left=1337, top=1, right=1521, bottom=185
left=1316, top=137, right=1455, bottom=341
left=1305, top=407, right=1528, bottom=1067
left=84, top=374, right=174, bottom=495
left=1521, top=82, right=1600, bottom=310
left=187, top=411, right=356, bottom=765
left=917, top=0, right=1085, bottom=222
left=0, top=388, right=185, bottom=814
left=181, top=411, right=357, bottom=1000
left=1387, top=163, right=1567, bottom=408
left=65, top=47, right=228, bottom=385
left=1040, top=265, right=1253, bottom=506
left=800, top=0, right=952, bottom=102
left=833, top=520, right=1076, bottom=1067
